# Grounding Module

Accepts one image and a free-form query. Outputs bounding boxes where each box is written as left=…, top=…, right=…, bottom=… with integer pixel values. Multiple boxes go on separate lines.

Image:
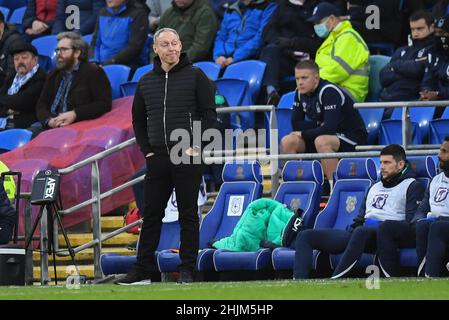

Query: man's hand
left=419, top=90, right=439, bottom=101
left=223, top=57, right=234, bottom=67
left=54, top=111, right=77, bottom=127
left=47, top=118, right=59, bottom=128
left=31, top=20, right=49, bottom=34
left=215, top=56, right=227, bottom=68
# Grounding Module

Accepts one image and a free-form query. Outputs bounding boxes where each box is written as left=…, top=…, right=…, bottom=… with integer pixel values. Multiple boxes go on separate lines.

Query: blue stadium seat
left=213, top=161, right=323, bottom=273
left=215, top=78, right=252, bottom=130
left=0, top=129, right=32, bottom=153
left=275, top=109, right=293, bottom=144
left=368, top=43, right=395, bottom=57
left=380, top=106, right=436, bottom=144
left=277, top=91, right=295, bottom=109
left=103, top=64, right=131, bottom=99
left=0, top=6, right=9, bottom=20
left=82, top=34, right=93, bottom=46
left=8, top=6, right=25, bottom=32
left=429, top=107, right=449, bottom=144
left=100, top=222, right=181, bottom=276
left=193, top=61, right=221, bottom=81
left=120, top=64, right=153, bottom=97
left=156, top=161, right=263, bottom=274
left=366, top=55, right=391, bottom=102
left=222, top=60, right=266, bottom=103
left=31, top=35, right=58, bottom=71
left=358, top=108, right=384, bottom=144
left=272, top=158, right=376, bottom=272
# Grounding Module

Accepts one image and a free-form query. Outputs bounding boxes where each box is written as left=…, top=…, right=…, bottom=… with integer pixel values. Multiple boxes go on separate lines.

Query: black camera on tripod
left=30, top=169, right=60, bottom=205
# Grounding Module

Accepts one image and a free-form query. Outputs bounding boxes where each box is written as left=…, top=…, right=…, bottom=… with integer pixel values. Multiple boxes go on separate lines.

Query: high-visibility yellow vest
left=315, top=20, right=370, bottom=102
left=0, top=161, right=16, bottom=200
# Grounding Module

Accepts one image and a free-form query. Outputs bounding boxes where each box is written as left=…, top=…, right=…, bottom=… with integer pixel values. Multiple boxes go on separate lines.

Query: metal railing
left=23, top=100, right=444, bottom=284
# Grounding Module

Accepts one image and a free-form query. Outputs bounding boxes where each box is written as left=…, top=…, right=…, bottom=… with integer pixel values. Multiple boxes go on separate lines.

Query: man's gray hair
left=57, top=31, right=88, bottom=61
left=154, top=28, right=180, bottom=43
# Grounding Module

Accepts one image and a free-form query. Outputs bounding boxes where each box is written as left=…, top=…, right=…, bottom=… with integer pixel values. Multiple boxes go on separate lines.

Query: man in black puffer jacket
left=115, top=27, right=217, bottom=285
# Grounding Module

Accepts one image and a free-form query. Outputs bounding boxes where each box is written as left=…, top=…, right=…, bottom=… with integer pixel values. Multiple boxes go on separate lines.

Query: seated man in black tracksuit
left=0, top=181, right=15, bottom=245
left=281, top=60, right=367, bottom=184
left=420, top=14, right=449, bottom=118
left=294, top=144, right=425, bottom=279
left=380, top=10, right=435, bottom=119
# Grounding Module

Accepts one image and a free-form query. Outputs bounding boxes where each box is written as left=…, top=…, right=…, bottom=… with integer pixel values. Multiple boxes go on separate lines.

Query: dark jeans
left=135, top=154, right=203, bottom=272
left=259, top=43, right=297, bottom=91
left=416, top=218, right=449, bottom=277
left=376, top=220, right=416, bottom=277
left=294, top=228, right=352, bottom=279
left=0, top=221, right=13, bottom=245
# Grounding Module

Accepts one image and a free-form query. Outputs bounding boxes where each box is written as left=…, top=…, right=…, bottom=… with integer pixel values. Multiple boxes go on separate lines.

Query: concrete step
left=32, top=247, right=135, bottom=263
left=99, top=216, right=125, bottom=230
left=33, top=265, right=95, bottom=281
left=58, top=232, right=138, bottom=248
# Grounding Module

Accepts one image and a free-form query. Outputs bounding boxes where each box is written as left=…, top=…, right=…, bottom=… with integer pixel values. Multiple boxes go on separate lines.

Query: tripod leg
left=24, top=206, right=45, bottom=253
left=53, top=204, right=80, bottom=276
left=47, top=205, right=58, bottom=285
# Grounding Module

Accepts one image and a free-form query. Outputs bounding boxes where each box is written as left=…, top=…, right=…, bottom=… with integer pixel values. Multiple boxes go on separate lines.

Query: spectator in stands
left=415, top=137, right=449, bottom=277
left=33, top=32, right=111, bottom=137
left=0, top=12, right=23, bottom=88
left=260, top=0, right=323, bottom=106
left=90, top=0, right=149, bottom=70
left=157, top=0, right=218, bottom=63
left=23, top=0, right=58, bottom=41
left=420, top=14, right=449, bottom=116
left=379, top=11, right=435, bottom=118
left=0, top=42, right=46, bottom=130
left=213, top=0, right=277, bottom=69
left=294, top=144, right=424, bottom=279
left=0, top=181, right=15, bottom=245
left=281, top=60, right=367, bottom=185
left=52, top=0, right=106, bottom=36
left=147, top=0, right=171, bottom=31
left=309, top=2, right=370, bottom=103
left=115, top=28, right=216, bottom=285
left=341, top=1, right=403, bottom=47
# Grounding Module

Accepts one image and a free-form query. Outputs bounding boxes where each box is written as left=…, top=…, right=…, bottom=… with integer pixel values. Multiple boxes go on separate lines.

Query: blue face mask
left=314, top=21, right=331, bottom=38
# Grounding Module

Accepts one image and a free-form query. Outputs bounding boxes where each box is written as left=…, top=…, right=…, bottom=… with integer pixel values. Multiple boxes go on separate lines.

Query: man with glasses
left=33, top=32, right=111, bottom=137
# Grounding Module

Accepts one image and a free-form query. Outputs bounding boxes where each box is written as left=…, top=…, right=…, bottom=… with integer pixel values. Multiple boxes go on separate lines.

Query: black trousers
left=376, top=220, right=416, bottom=277
left=259, top=43, right=297, bottom=90
left=135, top=154, right=203, bottom=272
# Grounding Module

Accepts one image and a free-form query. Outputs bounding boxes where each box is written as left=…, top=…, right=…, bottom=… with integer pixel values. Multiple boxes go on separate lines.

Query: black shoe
left=126, top=240, right=138, bottom=251
left=114, top=267, right=152, bottom=285
left=267, top=91, right=280, bottom=106
left=177, top=268, right=194, bottom=284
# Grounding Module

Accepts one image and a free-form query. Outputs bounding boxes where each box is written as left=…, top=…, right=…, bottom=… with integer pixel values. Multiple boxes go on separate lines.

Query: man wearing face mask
left=379, top=11, right=435, bottom=118
left=308, top=2, right=370, bottom=103
left=420, top=14, right=449, bottom=118
left=414, top=137, right=449, bottom=277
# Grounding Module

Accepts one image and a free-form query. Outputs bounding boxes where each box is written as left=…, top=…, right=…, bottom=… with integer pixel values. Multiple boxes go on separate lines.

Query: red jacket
left=35, top=0, right=58, bottom=23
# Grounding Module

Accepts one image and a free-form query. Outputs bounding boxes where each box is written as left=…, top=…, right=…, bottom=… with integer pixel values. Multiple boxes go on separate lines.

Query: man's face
left=410, top=19, right=433, bottom=40
left=438, top=141, right=449, bottom=171
left=14, top=51, right=37, bottom=76
left=295, top=68, right=320, bottom=94
left=174, top=0, right=194, bottom=8
left=153, top=31, right=182, bottom=67
left=380, top=155, right=405, bottom=180
left=55, top=38, right=78, bottom=70
left=106, top=0, right=126, bottom=9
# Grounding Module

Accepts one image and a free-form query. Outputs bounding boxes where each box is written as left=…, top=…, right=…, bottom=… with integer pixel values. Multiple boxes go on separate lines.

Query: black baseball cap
left=436, top=14, right=449, bottom=32
left=10, top=41, right=39, bottom=56
left=307, top=2, right=341, bottom=23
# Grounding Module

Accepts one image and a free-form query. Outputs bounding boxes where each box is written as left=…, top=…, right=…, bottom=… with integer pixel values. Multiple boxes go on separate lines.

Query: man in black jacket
left=380, top=11, right=435, bottom=118
left=115, top=28, right=217, bottom=285
left=0, top=42, right=46, bottom=130
left=0, top=11, right=23, bottom=88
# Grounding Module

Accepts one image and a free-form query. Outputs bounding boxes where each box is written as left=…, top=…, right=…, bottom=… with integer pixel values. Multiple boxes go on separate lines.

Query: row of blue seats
left=100, top=156, right=436, bottom=278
